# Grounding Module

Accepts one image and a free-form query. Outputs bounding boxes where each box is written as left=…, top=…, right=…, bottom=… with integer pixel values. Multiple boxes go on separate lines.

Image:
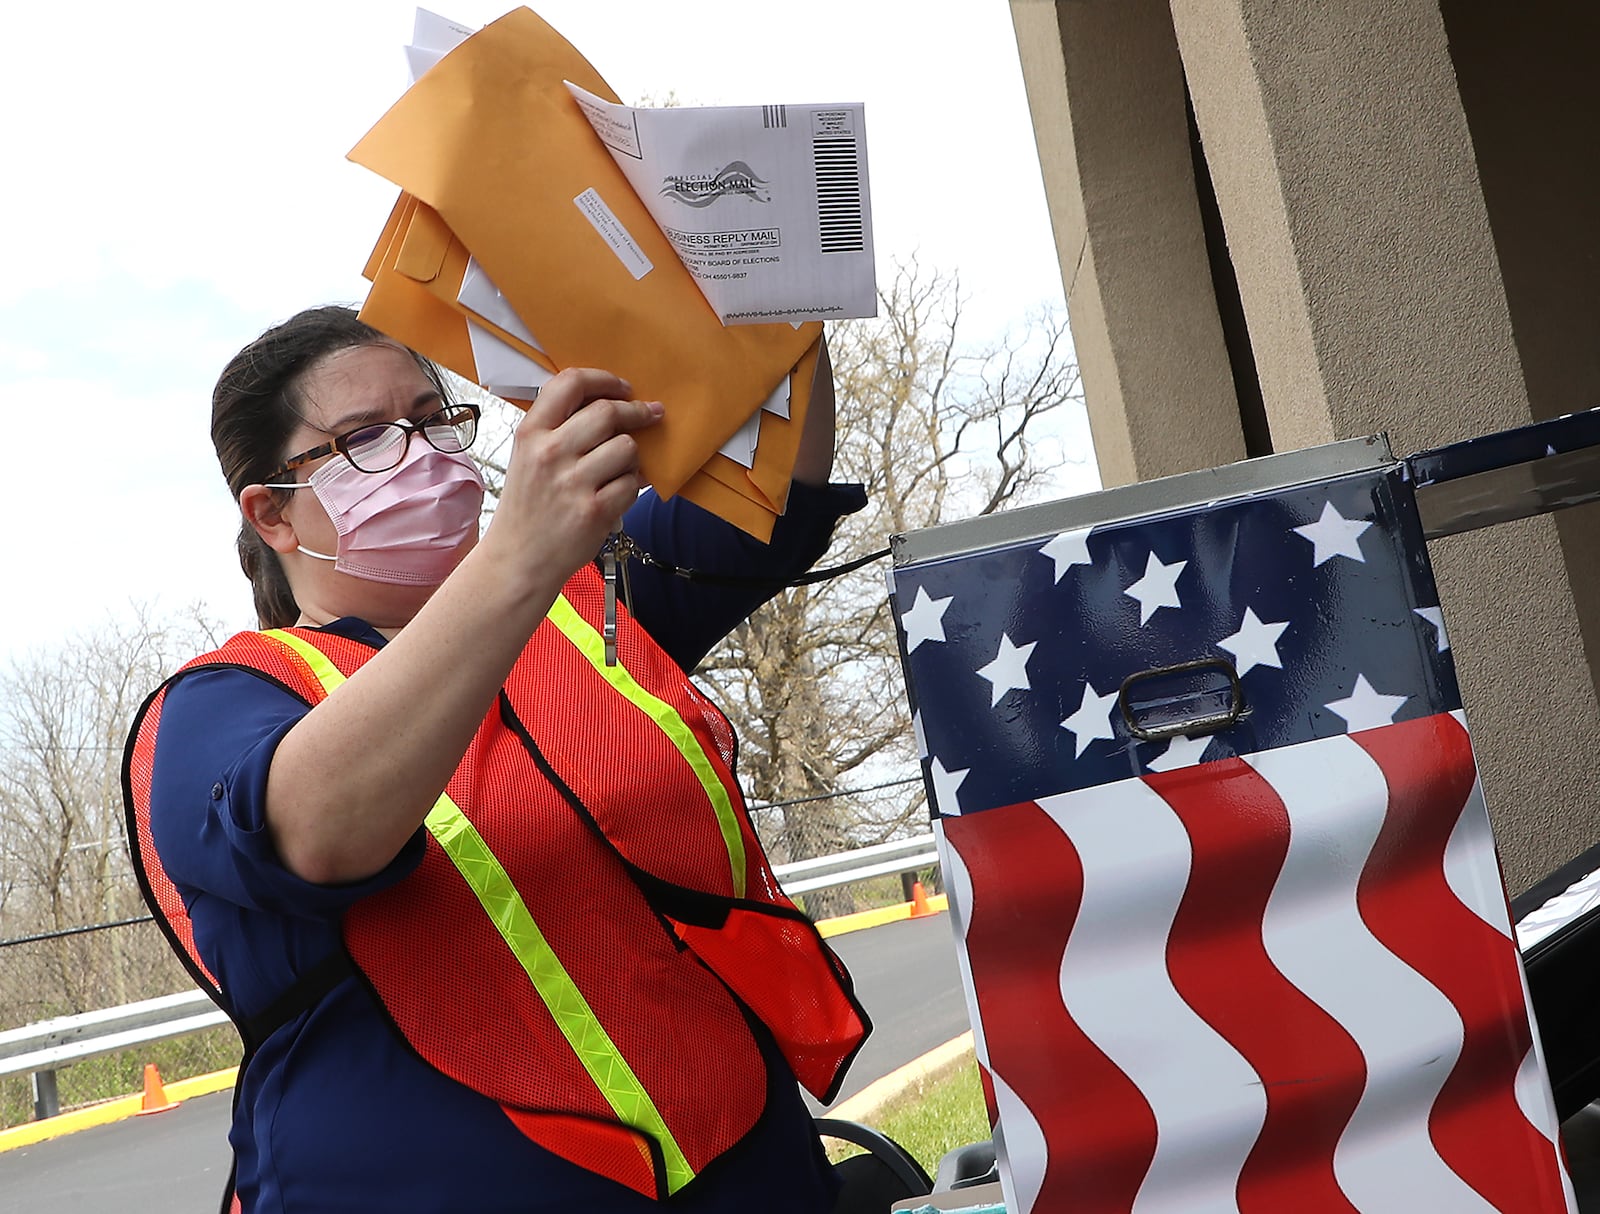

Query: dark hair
left=210, top=305, right=450, bottom=628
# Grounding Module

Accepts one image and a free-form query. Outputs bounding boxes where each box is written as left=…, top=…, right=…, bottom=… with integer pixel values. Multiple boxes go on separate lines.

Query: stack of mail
left=347, top=7, right=876, bottom=540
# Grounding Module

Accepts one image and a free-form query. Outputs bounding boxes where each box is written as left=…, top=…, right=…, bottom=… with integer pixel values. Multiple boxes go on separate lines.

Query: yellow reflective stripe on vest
left=262, top=628, right=349, bottom=694
left=543, top=595, right=747, bottom=898
left=416, top=801, right=693, bottom=1192
left=257, top=628, right=696, bottom=1192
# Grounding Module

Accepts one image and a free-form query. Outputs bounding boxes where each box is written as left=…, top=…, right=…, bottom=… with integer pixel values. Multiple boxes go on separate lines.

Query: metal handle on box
left=1118, top=657, right=1245, bottom=742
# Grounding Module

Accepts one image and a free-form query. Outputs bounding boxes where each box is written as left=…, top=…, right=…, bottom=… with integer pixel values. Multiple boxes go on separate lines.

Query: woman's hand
left=481, top=369, right=664, bottom=593
left=265, top=369, right=661, bottom=885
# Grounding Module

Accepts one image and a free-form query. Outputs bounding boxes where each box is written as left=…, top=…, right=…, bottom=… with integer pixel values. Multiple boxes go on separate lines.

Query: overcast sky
left=0, top=1, right=1093, bottom=668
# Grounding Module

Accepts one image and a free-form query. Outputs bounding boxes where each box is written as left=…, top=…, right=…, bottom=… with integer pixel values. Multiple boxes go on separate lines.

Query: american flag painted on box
left=890, top=440, right=1574, bottom=1214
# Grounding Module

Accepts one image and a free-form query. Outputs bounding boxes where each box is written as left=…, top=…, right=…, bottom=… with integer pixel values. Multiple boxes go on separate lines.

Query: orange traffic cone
left=909, top=880, right=935, bottom=918
left=136, top=1063, right=181, bottom=1115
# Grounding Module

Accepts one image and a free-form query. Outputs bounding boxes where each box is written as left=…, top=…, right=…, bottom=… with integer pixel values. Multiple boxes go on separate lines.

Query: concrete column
left=1009, top=0, right=1245, bottom=488
left=1170, top=0, right=1600, bottom=887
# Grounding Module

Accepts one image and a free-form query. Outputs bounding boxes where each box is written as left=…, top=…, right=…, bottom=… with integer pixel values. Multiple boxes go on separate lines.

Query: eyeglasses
left=265, top=403, right=480, bottom=482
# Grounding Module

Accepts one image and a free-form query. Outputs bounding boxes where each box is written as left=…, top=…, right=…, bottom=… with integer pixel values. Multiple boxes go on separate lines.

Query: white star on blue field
left=893, top=468, right=1461, bottom=817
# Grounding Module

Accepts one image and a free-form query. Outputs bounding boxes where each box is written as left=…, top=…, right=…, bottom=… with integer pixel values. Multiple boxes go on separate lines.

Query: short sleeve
left=148, top=665, right=426, bottom=920
left=620, top=480, right=868, bottom=671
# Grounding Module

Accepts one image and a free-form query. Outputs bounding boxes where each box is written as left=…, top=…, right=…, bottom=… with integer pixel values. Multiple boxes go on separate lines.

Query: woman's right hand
left=480, top=369, right=664, bottom=592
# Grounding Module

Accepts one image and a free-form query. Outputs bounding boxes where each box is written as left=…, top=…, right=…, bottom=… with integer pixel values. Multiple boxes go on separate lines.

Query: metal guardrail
left=0, top=836, right=940, bottom=1123
left=771, top=832, right=937, bottom=895
left=0, top=991, right=228, bottom=1121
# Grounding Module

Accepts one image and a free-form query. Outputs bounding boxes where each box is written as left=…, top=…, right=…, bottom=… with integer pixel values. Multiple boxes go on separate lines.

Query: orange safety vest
left=123, top=564, right=869, bottom=1199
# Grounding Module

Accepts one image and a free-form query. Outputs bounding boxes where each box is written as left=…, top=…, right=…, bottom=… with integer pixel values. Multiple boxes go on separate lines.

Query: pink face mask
left=273, top=442, right=485, bottom=586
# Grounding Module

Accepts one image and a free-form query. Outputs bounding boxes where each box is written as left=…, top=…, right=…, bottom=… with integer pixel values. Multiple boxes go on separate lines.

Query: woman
left=123, top=306, right=870, bottom=1212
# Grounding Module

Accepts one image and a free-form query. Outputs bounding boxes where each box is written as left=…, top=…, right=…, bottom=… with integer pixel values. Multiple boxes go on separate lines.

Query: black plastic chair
left=815, top=1117, right=934, bottom=1213
left=933, top=1139, right=998, bottom=1191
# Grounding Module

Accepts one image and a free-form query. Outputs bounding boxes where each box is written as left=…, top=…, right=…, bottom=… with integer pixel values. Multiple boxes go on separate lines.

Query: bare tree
left=697, top=262, right=1084, bottom=914
left=0, top=606, right=224, bottom=1021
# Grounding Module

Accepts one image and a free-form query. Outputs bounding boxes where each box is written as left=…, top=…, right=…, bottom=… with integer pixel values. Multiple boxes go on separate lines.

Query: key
left=602, top=535, right=620, bottom=666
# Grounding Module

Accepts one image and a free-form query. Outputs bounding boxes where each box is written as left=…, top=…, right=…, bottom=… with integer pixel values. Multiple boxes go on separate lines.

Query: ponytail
left=236, top=524, right=300, bottom=630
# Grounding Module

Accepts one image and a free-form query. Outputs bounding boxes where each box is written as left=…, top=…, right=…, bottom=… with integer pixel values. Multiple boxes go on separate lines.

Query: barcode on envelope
left=813, top=137, right=864, bottom=253
left=762, top=105, right=787, bottom=129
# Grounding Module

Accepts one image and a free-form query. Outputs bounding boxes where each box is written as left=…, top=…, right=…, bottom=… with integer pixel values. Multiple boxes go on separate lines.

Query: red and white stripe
left=940, top=712, right=1573, bottom=1214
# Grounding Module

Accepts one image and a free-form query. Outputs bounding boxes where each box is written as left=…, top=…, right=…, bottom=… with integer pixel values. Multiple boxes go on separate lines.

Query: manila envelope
left=694, top=337, right=822, bottom=521
left=347, top=7, right=820, bottom=506
left=363, top=192, right=554, bottom=385
left=677, top=336, right=820, bottom=541
left=358, top=193, right=479, bottom=384
left=360, top=193, right=818, bottom=539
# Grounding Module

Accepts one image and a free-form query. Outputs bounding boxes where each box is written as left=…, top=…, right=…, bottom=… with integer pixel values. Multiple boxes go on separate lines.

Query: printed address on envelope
left=567, top=84, right=877, bottom=326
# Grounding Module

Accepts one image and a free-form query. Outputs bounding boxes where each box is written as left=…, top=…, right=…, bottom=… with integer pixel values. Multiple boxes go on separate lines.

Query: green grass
left=825, top=1047, right=991, bottom=1178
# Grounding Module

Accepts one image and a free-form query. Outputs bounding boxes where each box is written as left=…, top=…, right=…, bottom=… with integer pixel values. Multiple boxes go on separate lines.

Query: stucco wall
left=1010, top=0, right=1244, bottom=488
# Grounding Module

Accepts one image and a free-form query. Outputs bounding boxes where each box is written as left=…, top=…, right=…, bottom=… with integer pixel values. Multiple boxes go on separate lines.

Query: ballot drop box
left=889, top=416, right=1600, bottom=1214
